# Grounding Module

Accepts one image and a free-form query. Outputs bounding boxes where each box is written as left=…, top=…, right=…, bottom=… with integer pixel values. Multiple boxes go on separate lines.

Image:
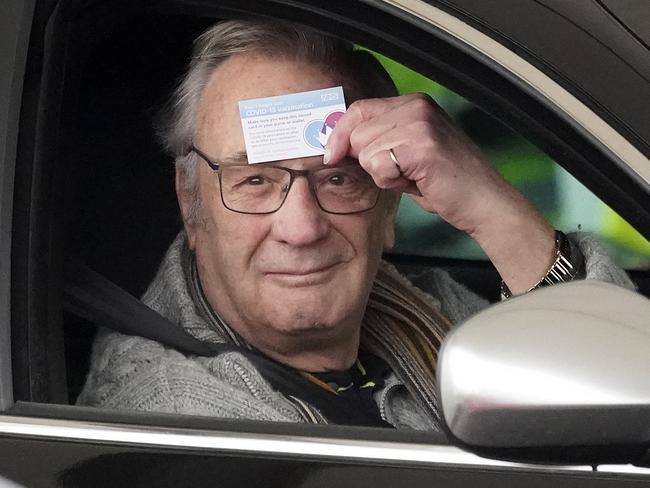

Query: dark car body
left=1, top=0, right=649, bottom=486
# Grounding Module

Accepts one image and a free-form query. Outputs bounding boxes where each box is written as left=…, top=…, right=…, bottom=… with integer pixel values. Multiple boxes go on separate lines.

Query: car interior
left=7, top=0, right=650, bottom=431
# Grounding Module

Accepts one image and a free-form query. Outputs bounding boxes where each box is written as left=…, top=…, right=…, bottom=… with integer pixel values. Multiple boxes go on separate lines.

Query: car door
left=1, top=0, right=649, bottom=487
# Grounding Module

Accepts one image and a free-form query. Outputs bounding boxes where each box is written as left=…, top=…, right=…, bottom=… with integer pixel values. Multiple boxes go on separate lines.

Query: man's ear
left=175, top=168, right=197, bottom=250
left=382, top=191, right=400, bottom=251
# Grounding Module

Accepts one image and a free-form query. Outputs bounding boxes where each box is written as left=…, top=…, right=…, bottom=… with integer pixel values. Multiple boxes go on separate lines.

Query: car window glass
left=371, top=52, right=650, bottom=270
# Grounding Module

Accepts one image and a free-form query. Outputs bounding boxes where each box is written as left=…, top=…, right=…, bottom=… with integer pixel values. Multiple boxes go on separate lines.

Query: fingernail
left=323, top=146, right=331, bottom=165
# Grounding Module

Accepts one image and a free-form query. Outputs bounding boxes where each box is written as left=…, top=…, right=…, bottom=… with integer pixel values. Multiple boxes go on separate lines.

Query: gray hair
left=158, top=19, right=397, bottom=221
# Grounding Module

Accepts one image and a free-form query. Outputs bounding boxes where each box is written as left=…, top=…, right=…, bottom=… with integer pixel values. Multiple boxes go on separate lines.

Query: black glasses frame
left=188, top=145, right=381, bottom=215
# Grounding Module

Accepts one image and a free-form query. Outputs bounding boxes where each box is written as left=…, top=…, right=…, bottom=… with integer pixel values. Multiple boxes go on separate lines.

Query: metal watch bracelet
left=500, top=230, right=586, bottom=299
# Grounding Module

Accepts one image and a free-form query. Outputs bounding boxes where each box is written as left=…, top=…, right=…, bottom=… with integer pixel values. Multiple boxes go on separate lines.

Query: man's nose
left=270, top=177, right=330, bottom=246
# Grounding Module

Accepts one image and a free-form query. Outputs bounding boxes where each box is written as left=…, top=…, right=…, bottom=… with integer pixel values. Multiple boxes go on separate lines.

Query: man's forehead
left=197, top=54, right=345, bottom=142
left=212, top=53, right=341, bottom=91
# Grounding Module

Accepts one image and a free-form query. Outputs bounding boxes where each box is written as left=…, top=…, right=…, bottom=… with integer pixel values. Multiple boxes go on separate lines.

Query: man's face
left=179, top=54, right=396, bottom=357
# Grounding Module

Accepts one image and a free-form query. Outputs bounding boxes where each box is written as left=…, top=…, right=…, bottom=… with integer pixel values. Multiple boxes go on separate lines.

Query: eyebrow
left=218, top=151, right=249, bottom=166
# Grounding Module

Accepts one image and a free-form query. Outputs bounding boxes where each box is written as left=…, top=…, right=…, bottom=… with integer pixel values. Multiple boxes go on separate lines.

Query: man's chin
left=263, top=299, right=349, bottom=337
left=267, top=300, right=338, bottom=327
left=272, top=319, right=335, bottom=336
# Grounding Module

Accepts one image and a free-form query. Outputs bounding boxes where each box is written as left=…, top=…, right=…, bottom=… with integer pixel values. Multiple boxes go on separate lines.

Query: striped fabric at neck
left=362, top=264, right=453, bottom=423
left=184, top=248, right=251, bottom=349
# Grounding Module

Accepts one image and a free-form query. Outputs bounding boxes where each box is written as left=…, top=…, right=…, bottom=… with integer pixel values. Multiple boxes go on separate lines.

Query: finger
left=386, top=147, right=423, bottom=196
left=357, top=127, right=410, bottom=175
left=325, top=95, right=420, bottom=165
left=347, top=119, right=398, bottom=160
left=355, top=126, right=424, bottom=197
left=335, top=93, right=441, bottom=162
left=386, top=177, right=422, bottom=196
left=358, top=145, right=411, bottom=190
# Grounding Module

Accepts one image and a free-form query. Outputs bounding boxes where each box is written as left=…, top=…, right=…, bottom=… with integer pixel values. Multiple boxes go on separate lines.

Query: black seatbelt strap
left=64, top=259, right=215, bottom=356
left=63, top=259, right=391, bottom=427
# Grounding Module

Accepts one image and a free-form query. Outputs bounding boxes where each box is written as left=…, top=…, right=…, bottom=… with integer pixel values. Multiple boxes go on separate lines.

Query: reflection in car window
left=372, top=52, right=650, bottom=270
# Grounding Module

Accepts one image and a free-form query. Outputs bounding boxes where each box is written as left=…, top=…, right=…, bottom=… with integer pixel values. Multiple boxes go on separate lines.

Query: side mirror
left=437, top=280, right=650, bottom=466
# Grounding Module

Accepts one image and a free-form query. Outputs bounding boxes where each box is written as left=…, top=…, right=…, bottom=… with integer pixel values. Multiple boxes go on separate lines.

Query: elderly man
left=78, top=20, right=632, bottom=428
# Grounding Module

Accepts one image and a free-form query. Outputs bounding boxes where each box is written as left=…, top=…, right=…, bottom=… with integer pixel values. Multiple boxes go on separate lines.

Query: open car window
left=2, top=0, right=650, bottom=485
left=381, top=55, right=650, bottom=269
left=9, top=0, right=650, bottom=414
left=8, top=0, right=650, bottom=410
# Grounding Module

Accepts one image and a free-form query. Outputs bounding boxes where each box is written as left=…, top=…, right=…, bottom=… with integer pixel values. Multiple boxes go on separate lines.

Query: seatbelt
left=63, top=259, right=390, bottom=427
left=64, top=259, right=215, bottom=357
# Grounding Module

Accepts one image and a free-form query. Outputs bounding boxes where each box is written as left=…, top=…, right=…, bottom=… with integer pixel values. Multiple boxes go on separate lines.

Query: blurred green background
left=369, top=52, right=650, bottom=270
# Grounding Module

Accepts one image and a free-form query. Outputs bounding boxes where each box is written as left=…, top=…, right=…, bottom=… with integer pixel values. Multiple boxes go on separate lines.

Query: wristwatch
left=500, top=230, right=586, bottom=299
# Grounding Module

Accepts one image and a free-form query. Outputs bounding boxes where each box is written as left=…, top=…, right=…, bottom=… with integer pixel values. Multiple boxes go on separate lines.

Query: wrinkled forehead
left=195, top=54, right=350, bottom=159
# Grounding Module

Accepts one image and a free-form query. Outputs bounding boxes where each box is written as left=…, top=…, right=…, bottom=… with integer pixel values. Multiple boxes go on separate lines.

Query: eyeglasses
left=189, top=146, right=381, bottom=215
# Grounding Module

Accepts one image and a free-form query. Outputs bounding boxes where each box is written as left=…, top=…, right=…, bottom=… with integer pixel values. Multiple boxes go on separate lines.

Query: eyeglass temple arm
left=188, top=145, right=220, bottom=170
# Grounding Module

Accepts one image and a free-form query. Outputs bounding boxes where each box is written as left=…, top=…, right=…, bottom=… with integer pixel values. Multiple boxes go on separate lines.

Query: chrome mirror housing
left=437, top=280, right=650, bottom=465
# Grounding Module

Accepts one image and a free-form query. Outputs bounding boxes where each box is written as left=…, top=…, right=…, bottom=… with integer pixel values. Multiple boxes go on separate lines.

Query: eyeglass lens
left=219, top=165, right=380, bottom=214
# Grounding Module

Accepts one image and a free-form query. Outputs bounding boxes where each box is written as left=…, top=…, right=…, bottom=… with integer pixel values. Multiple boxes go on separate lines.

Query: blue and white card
left=239, top=86, right=346, bottom=164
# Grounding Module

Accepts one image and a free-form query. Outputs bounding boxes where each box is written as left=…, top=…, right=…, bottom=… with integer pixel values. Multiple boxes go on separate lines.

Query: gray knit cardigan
left=77, top=232, right=634, bottom=429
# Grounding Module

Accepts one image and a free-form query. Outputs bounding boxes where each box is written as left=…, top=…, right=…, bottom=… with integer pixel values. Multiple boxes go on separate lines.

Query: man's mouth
left=264, top=262, right=340, bottom=286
